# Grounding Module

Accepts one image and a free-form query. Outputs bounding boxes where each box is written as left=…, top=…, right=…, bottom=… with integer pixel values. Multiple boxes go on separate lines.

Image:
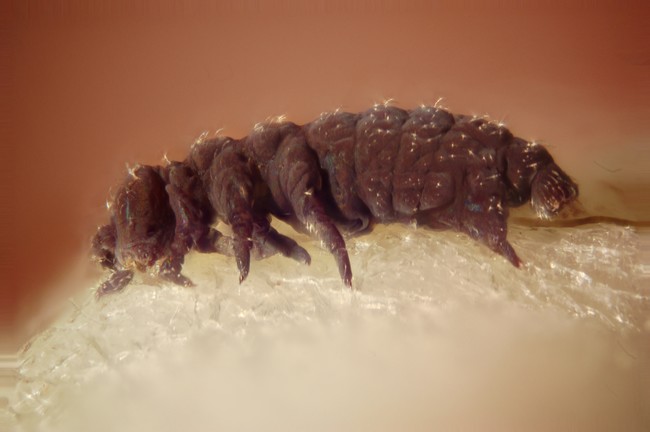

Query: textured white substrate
left=8, top=222, right=650, bottom=431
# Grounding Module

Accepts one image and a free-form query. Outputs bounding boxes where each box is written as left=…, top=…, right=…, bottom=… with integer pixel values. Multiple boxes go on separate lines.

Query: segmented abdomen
left=304, top=104, right=514, bottom=225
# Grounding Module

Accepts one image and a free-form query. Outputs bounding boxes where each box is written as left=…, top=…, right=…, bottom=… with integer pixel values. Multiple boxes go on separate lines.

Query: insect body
left=94, top=104, right=579, bottom=293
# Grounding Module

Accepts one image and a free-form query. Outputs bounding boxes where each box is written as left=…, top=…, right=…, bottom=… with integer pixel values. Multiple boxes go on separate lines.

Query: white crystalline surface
left=10, top=222, right=650, bottom=431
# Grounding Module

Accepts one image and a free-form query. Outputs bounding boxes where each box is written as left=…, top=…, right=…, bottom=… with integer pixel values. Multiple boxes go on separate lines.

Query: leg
left=164, top=164, right=234, bottom=283
left=277, top=134, right=352, bottom=286
left=208, top=149, right=258, bottom=283
left=297, top=194, right=352, bottom=285
left=227, top=204, right=253, bottom=283
left=250, top=215, right=311, bottom=264
left=209, top=146, right=314, bottom=283
left=164, top=165, right=225, bottom=256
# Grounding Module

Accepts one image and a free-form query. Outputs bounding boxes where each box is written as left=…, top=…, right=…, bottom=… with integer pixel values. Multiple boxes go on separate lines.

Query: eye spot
left=146, top=226, right=157, bottom=237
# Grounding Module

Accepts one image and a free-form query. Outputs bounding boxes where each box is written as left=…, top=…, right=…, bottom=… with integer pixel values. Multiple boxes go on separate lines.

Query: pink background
left=2, top=1, right=648, bottom=349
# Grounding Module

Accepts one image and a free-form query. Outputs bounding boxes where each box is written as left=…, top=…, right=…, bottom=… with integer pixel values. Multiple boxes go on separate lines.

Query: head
left=113, top=166, right=175, bottom=270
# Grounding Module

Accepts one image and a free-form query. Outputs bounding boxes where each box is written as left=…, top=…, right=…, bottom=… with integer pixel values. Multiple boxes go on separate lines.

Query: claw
left=291, top=245, right=311, bottom=265
left=335, top=247, right=353, bottom=287
left=297, top=195, right=352, bottom=287
left=234, top=238, right=251, bottom=283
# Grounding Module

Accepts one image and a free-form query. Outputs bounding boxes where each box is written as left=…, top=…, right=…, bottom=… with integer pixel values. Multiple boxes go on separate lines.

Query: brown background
left=1, top=0, right=648, bottom=351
